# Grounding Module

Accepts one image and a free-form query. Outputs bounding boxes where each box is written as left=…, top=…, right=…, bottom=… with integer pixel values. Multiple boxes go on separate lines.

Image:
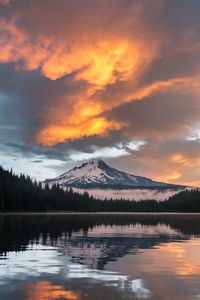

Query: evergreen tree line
left=0, top=166, right=200, bottom=212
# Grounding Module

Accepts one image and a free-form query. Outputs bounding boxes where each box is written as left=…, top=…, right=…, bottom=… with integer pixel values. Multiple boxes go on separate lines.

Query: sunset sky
left=0, top=0, right=200, bottom=186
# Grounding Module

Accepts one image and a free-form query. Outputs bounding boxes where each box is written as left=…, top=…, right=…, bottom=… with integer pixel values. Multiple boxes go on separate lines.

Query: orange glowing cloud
left=162, top=171, right=182, bottom=181
left=0, top=16, right=154, bottom=85
left=135, top=145, right=200, bottom=186
left=42, top=39, right=143, bottom=86
left=1, top=1, right=200, bottom=148
left=35, top=72, right=200, bottom=146
left=154, top=157, right=187, bottom=183
left=34, top=117, right=124, bottom=146
left=170, top=153, right=191, bottom=166
left=19, top=281, right=81, bottom=300
left=159, top=153, right=191, bottom=182
left=0, top=12, right=159, bottom=146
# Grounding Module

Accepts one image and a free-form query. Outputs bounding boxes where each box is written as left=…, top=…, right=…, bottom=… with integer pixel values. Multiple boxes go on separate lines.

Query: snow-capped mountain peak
left=45, top=159, right=183, bottom=189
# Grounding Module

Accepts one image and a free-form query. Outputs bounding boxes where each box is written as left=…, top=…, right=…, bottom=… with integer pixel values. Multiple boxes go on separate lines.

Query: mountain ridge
left=45, top=159, right=185, bottom=190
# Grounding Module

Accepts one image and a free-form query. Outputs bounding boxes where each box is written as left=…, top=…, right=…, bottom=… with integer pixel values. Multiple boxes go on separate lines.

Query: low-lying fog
left=73, top=188, right=187, bottom=201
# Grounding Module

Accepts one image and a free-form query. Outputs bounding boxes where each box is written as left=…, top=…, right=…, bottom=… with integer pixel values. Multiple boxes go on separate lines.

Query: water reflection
left=60, top=225, right=186, bottom=269
left=0, top=214, right=200, bottom=299
left=1, top=214, right=199, bottom=256
left=19, top=282, right=81, bottom=300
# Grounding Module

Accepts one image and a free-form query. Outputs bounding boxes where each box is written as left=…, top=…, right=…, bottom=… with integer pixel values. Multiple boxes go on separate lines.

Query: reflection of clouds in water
left=131, top=279, right=152, bottom=299
left=73, top=188, right=185, bottom=201
left=19, top=281, right=81, bottom=300
left=67, top=264, right=152, bottom=299
left=0, top=244, right=152, bottom=299
left=0, top=245, right=60, bottom=280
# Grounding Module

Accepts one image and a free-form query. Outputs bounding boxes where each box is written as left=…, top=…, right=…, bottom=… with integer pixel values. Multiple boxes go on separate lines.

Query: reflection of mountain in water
left=1, top=214, right=197, bottom=270
left=1, top=214, right=200, bottom=269
left=62, top=234, right=185, bottom=269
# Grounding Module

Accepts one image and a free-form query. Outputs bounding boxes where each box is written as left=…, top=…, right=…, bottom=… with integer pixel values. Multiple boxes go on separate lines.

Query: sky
left=0, top=0, right=200, bottom=186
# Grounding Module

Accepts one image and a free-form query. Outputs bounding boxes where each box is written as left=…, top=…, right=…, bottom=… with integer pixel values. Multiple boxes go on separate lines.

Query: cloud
left=0, top=0, right=164, bottom=146
left=69, top=140, right=146, bottom=161
left=0, top=0, right=14, bottom=5
left=0, top=0, right=200, bottom=185
left=113, top=138, right=200, bottom=187
left=34, top=118, right=123, bottom=147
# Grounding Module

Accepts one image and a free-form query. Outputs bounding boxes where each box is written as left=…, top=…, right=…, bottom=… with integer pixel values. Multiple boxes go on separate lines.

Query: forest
left=0, top=166, right=200, bottom=212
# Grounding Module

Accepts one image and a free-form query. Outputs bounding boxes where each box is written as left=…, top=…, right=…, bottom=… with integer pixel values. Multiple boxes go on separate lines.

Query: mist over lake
left=73, top=188, right=186, bottom=201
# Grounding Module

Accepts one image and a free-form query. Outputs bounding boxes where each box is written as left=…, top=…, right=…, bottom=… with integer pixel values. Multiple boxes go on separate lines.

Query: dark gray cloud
left=105, top=93, right=200, bottom=140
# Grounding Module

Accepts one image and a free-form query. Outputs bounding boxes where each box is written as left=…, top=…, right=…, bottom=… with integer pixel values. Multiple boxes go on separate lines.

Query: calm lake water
left=1, top=214, right=200, bottom=300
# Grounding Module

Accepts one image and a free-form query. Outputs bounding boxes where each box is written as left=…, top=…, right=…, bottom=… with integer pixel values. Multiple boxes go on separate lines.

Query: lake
left=0, top=213, right=200, bottom=299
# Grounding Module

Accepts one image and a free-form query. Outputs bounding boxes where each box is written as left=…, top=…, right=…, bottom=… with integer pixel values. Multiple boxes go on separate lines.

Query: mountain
left=45, top=159, right=184, bottom=189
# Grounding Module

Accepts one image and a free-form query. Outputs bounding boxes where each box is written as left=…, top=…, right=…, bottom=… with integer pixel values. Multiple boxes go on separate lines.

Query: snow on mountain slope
left=45, top=159, right=184, bottom=189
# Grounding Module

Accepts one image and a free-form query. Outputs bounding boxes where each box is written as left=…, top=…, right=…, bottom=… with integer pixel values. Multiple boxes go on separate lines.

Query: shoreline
left=1, top=212, right=200, bottom=215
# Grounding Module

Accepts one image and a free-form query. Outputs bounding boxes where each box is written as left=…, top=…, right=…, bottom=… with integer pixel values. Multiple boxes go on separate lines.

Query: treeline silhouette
left=0, top=166, right=200, bottom=212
